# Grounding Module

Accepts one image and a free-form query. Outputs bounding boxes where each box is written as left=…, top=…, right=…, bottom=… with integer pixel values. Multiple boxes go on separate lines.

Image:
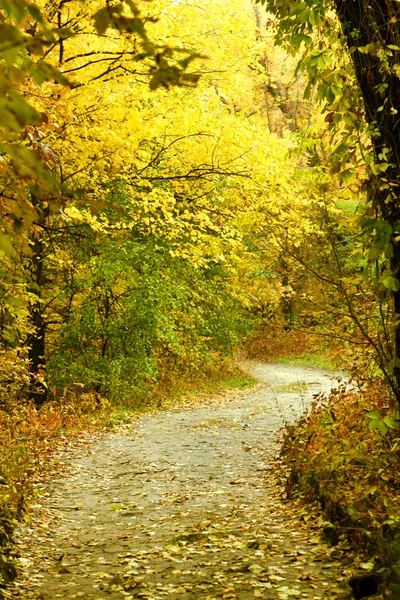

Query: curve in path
left=10, top=362, right=352, bottom=600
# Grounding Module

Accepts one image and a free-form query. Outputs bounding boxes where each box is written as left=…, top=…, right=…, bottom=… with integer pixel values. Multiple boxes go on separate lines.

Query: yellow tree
left=1, top=0, right=334, bottom=403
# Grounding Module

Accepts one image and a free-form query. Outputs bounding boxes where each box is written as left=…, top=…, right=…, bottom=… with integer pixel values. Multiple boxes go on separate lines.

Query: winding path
left=9, top=362, right=353, bottom=600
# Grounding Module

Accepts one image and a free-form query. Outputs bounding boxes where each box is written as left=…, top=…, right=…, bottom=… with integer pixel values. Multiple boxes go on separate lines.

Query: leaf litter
left=5, top=362, right=366, bottom=599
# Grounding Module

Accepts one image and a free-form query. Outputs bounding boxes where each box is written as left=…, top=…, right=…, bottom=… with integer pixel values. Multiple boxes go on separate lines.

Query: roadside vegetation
left=281, top=381, right=400, bottom=570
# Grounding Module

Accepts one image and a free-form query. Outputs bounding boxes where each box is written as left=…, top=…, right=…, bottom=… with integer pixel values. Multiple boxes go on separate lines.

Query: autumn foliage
left=282, top=379, right=400, bottom=568
left=3, top=0, right=400, bottom=590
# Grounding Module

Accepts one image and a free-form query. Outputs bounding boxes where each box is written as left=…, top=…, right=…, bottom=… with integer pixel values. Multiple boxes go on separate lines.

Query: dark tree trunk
left=391, top=242, right=400, bottom=403
left=26, top=198, right=49, bottom=406
left=280, top=260, right=295, bottom=330
left=333, top=0, right=400, bottom=402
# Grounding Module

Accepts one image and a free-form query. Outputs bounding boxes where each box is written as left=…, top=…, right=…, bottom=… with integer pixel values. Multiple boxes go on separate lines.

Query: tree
left=332, top=1, right=400, bottom=402
left=2, top=0, right=353, bottom=407
left=1, top=0, right=304, bottom=405
left=0, top=0, right=214, bottom=403
left=257, top=0, right=400, bottom=404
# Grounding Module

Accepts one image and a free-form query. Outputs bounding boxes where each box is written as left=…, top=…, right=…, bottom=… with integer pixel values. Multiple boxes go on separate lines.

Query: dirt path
left=8, top=362, right=355, bottom=600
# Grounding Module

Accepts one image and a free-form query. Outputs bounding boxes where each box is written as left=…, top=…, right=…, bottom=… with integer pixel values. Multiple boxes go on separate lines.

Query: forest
left=2, top=0, right=400, bottom=598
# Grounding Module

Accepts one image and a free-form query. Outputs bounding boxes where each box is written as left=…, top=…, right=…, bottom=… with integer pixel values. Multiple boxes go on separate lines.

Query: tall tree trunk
left=333, top=0, right=400, bottom=403
left=26, top=197, right=49, bottom=406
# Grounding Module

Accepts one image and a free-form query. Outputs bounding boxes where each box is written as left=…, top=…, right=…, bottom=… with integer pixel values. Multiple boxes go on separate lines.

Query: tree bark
left=333, top=0, right=400, bottom=402
left=26, top=197, right=49, bottom=406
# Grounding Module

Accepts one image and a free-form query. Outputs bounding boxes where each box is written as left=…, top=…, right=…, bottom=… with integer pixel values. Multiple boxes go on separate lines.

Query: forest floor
left=4, top=362, right=369, bottom=600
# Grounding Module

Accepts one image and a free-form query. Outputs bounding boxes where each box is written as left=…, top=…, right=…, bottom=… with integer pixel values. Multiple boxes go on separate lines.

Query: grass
left=103, top=405, right=138, bottom=427
left=220, top=374, right=257, bottom=388
left=245, top=327, right=339, bottom=371
left=102, top=366, right=258, bottom=420
left=153, top=362, right=258, bottom=410
left=188, top=372, right=257, bottom=395
left=275, top=381, right=310, bottom=393
left=274, top=350, right=337, bottom=371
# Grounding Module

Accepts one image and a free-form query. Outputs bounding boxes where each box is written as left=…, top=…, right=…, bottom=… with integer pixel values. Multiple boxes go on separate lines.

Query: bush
left=0, top=348, right=30, bottom=411
left=281, top=379, right=400, bottom=567
left=0, top=389, right=103, bottom=588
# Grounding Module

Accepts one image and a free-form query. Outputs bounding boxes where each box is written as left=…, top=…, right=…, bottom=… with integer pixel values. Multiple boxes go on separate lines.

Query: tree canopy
left=1, top=0, right=400, bottom=409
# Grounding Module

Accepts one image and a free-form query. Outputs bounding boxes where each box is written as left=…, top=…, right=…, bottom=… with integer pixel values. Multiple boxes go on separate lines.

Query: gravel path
left=8, top=362, right=354, bottom=600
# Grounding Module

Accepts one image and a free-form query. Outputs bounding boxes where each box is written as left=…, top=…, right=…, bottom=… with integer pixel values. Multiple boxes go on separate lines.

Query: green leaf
left=0, top=23, right=24, bottom=65
left=361, top=218, right=379, bottom=230
left=298, top=9, right=310, bottom=24
left=368, top=246, right=383, bottom=260
left=385, top=243, right=394, bottom=259
left=53, top=27, right=74, bottom=39
left=0, top=234, right=15, bottom=256
left=6, top=145, right=59, bottom=190
left=27, top=4, right=44, bottom=23
left=366, top=411, right=380, bottom=419
left=360, top=561, right=375, bottom=570
left=1, top=90, right=40, bottom=130
left=379, top=420, right=389, bottom=435
left=375, top=223, right=393, bottom=247
left=338, top=168, right=355, bottom=185
left=347, top=506, right=359, bottom=517
left=33, top=60, right=69, bottom=86
left=383, top=275, right=400, bottom=292
left=303, top=83, right=312, bottom=100
left=369, top=419, right=379, bottom=431
left=309, top=10, right=320, bottom=26
left=292, top=33, right=312, bottom=49
left=93, top=7, right=111, bottom=35
left=2, top=0, right=26, bottom=21
left=26, top=37, right=45, bottom=56
left=117, top=17, right=147, bottom=37
left=370, top=162, right=389, bottom=174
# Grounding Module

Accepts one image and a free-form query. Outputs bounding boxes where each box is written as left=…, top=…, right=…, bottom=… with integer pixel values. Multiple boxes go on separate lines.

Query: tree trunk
left=333, top=0, right=400, bottom=402
left=391, top=242, right=400, bottom=405
left=26, top=198, right=49, bottom=406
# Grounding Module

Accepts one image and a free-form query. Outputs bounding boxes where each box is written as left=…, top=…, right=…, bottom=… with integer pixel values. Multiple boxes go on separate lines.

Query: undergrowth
left=281, top=378, right=400, bottom=572
left=153, top=356, right=256, bottom=408
left=0, top=392, right=109, bottom=588
left=245, top=328, right=336, bottom=370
